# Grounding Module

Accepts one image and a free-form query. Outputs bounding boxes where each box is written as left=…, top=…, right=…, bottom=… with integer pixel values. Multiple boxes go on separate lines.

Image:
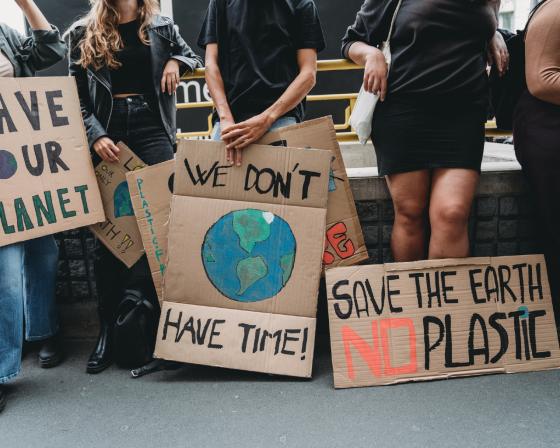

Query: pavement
left=1, top=340, right=559, bottom=448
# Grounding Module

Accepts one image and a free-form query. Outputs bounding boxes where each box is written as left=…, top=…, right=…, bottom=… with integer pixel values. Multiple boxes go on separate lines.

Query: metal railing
left=176, top=59, right=510, bottom=142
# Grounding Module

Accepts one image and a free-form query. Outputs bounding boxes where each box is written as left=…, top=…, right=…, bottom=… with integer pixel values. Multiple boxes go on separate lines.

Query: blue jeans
left=211, top=116, right=298, bottom=141
left=0, top=236, right=59, bottom=383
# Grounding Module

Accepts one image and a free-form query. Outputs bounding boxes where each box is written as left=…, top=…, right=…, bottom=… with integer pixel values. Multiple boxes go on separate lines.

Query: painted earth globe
left=202, top=209, right=297, bottom=303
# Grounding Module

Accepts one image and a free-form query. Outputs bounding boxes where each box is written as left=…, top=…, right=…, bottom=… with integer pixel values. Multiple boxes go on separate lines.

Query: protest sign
left=127, top=160, right=174, bottom=300
left=326, top=255, right=560, bottom=388
left=157, top=302, right=316, bottom=377
left=155, top=140, right=331, bottom=377
left=0, top=77, right=104, bottom=246
left=90, top=143, right=145, bottom=268
left=260, top=117, right=367, bottom=268
left=123, top=118, right=367, bottom=291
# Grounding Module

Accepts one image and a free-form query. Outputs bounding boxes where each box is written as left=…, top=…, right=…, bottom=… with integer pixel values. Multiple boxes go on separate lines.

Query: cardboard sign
left=89, top=143, right=146, bottom=268
left=0, top=77, right=104, bottom=246
left=260, top=117, right=367, bottom=268
left=326, top=255, right=560, bottom=388
left=157, top=302, right=316, bottom=377
left=127, top=160, right=174, bottom=300
left=155, top=140, right=332, bottom=377
left=123, top=118, right=366, bottom=297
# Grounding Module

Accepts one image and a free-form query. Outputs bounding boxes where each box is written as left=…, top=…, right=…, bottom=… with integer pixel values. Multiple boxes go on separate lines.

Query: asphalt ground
left=0, top=340, right=559, bottom=448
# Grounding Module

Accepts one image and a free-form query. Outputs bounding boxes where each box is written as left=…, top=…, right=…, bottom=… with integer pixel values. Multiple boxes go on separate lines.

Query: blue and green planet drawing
left=202, top=209, right=297, bottom=303
left=113, top=181, right=134, bottom=218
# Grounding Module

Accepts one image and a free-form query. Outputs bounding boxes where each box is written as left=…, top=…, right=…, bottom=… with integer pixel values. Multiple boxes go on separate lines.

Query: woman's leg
left=0, top=243, right=25, bottom=384
left=23, top=236, right=59, bottom=341
left=23, top=235, right=63, bottom=368
left=385, top=170, right=431, bottom=262
left=428, top=168, right=479, bottom=259
left=87, top=98, right=128, bottom=373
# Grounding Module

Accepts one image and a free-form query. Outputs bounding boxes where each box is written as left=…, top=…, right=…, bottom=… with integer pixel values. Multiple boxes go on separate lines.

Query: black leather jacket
left=0, top=23, right=66, bottom=77
left=68, top=15, right=203, bottom=148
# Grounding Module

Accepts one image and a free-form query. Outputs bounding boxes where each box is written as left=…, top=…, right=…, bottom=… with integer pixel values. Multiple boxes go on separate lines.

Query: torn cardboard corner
left=155, top=140, right=331, bottom=377
left=0, top=76, right=105, bottom=247
left=90, top=143, right=146, bottom=268
left=259, top=116, right=368, bottom=269
left=326, top=255, right=560, bottom=389
left=127, top=160, right=174, bottom=301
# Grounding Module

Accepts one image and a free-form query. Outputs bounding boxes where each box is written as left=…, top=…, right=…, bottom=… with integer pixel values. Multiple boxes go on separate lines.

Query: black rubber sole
left=86, top=362, right=113, bottom=375
left=39, top=354, right=63, bottom=369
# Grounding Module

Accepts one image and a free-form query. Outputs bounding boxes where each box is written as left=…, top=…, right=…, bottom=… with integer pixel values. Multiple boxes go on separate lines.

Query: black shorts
left=371, top=95, right=486, bottom=176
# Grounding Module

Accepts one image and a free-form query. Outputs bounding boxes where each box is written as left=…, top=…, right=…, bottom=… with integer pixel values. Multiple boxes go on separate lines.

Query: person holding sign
left=67, top=0, right=202, bottom=374
left=0, top=0, right=66, bottom=413
left=342, top=0, right=508, bottom=262
left=198, top=0, right=326, bottom=165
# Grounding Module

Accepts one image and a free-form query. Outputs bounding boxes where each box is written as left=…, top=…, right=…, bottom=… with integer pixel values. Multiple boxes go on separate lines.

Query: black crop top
left=342, top=0, right=497, bottom=108
left=110, top=20, right=152, bottom=95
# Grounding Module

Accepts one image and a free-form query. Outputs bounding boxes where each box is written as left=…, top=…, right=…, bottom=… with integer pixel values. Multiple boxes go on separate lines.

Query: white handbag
left=349, top=0, right=403, bottom=144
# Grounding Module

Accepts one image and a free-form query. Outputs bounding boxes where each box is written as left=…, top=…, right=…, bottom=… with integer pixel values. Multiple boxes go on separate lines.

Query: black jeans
left=94, top=95, right=174, bottom=320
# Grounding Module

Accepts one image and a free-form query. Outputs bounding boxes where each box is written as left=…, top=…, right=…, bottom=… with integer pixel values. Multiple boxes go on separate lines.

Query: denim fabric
left=100, top=95, right=174, bottom=165
left=0, top=236, right=59, bottom=383
left=211, top=116, right=298, bottom=141
left=94, top=95, right=173, bottom=318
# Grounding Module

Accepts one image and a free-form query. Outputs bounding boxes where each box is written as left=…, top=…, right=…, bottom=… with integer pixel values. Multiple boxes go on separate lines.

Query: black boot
left=39, top=334, right=64, bottom=368
left=87, top=244, right=122, bottom=374
left=86, top=319, right=113, bottom=374
left=0, top=385, right=6, bottom=414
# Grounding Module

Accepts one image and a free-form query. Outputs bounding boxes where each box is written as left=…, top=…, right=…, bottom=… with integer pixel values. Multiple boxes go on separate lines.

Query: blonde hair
left=73, top=0, right=159, bottom=70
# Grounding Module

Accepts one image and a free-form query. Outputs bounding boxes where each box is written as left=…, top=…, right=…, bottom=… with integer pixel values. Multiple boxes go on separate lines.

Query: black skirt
left=371, top=95, right=486, bottom=176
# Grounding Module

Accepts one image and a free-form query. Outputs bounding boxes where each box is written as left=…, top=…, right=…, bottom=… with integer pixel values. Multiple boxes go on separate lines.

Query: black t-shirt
left=342, top=0, right=497, bottom=109
left=198, top=0, right=326, bottom=123
left=111, top=20, right=153, bottom=95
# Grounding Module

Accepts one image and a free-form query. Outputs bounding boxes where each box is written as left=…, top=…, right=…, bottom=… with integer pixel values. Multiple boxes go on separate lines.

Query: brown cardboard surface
left=259, top=117, right=368, bottom=268
left=89, top=143, right=146, bottom=268
left=156, top=140, right=330, bottom=377
left=126, top=160, right=174, bottom=301
left=0, top=77, right=104, bottom=246
left=326, top=255, right=560, bottom=388
left=173, top=140, right=330, bottom=209
left=164, top=196, right=327, bottom=317
left=155, top=302, right=316, bottom=377
left=121, top=119, right=365, bottom=299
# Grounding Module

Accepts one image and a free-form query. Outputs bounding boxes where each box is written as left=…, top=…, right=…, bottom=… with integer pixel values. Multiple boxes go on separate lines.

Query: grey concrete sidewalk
left=1, top=341, right=559, bottom=448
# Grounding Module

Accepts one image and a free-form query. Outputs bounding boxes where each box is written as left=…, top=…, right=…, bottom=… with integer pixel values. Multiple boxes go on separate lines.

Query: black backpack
left=490, top=0, right=550, bottom=130
left=114, top=289, right=160, bottom=369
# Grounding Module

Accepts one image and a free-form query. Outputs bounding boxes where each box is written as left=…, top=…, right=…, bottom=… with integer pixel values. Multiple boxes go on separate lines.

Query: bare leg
left=385, top=170, right=431, bottom=262
left=428, top=168, right=479, bottom=259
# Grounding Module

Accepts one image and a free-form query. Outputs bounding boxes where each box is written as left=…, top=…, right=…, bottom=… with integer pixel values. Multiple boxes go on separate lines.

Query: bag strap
left=384, top=0, right=404, bottom=44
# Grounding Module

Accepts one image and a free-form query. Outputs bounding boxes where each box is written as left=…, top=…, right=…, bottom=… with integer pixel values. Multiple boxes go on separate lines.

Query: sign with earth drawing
left=155, top=140, right=332, bottom=377
left=0, top=77, right=105, bottom=246
left=90, top=143, right=146, bottom=268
